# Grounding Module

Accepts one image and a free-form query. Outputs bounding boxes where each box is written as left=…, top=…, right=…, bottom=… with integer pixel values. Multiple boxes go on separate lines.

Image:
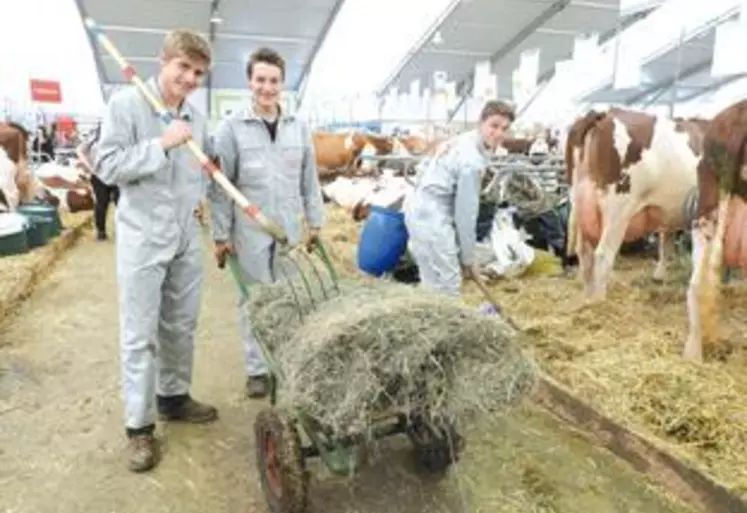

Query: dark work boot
left=125, top=428, right=158, bottom=473
left=156, top=394, right=218, bottom=423
left=246, top=375, right=269, bottom=399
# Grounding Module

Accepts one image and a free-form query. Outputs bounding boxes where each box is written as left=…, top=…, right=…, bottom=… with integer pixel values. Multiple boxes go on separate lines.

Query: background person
left=403, top=100, right=515, bottom=296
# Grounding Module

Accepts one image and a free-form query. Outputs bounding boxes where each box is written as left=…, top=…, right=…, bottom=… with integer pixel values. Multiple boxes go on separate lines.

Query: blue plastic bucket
left=357, top=205, right=409, bottom=277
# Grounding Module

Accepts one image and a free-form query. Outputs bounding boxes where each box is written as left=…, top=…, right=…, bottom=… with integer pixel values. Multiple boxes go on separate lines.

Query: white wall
left=100, top=85, right=297, bottom=124
left=0, top=0, right=104, bottom=119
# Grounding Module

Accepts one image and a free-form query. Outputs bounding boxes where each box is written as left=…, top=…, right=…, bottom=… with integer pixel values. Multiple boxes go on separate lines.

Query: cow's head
left=66, top=189, right=95, bottom=213
left=343, top=131, right=369, bottom=154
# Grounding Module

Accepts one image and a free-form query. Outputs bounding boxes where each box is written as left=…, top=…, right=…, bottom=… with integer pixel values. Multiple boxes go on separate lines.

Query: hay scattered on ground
left=463, top=257, right=747, bottom=497
left=248, top=275, right=538, bottom=439
left=322, top=204, right=747, bottom=497
left=457, top=404, right=695, bottom=513
left=0, top=210, right=92, bottom=326
left=321, top=205, right=361, bottom=275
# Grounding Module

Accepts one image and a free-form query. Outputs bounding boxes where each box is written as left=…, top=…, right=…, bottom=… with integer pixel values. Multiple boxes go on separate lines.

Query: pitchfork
left=84, top=18, right=339, bottom=315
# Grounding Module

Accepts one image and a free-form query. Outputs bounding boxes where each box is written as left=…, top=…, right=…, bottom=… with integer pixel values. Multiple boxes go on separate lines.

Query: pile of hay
left=248, top=276, right=538, bottom=438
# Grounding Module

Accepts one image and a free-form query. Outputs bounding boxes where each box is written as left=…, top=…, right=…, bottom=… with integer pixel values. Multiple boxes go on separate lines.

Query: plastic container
left=0, top=213, right=30, bottom=257
left=357, top=205, right=409, bottom=277
left=17, top=203, right=62, bottom=237
left=23, top=214, right=54, bottom=248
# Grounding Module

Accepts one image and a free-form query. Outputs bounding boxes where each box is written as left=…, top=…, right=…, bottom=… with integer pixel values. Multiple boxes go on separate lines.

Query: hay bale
left=248, top=277, right=537, bottom=438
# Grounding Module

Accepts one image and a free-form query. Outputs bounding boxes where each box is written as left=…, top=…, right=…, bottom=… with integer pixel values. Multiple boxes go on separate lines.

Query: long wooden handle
left=84, top=17, right=288, bottom=245
left=471, top=273, right=522, bottom=331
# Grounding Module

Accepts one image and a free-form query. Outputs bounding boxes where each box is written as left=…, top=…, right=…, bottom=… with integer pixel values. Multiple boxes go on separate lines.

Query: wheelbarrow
left=225, top=249, right=464, bottom=513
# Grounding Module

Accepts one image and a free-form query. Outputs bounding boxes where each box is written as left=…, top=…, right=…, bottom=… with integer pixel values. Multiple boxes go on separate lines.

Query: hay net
left=247, top=271, right=538, bottom=440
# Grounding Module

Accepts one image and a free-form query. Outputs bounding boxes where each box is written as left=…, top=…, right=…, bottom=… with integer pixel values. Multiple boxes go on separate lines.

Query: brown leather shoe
left=246, top=375, right=269, bottom=398
left=126, top=434, right=158, bottom=473
left=158, top=396, right=218, bottom=423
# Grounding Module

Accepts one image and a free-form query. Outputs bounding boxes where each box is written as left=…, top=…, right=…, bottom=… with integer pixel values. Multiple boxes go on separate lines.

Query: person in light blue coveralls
left=94, top=30, right=218, bottom=473
left=208, top=48, right=325, bottom=399
left=404, top=100, right=515, bottom=296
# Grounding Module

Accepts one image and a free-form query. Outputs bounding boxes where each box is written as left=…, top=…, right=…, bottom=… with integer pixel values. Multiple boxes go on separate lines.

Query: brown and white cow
left=503, top=130, right=561, bottom=155
left=313, top=131, right=370, bottom=181
left=0, top=124, right=96, bottom=214
left=397, top=134, right=429, bottom=155
left=565, top=108, right=706, bottom=300
left=684, top=99, right=747, bottom=361
left=0, top=122, right=36, bottom=204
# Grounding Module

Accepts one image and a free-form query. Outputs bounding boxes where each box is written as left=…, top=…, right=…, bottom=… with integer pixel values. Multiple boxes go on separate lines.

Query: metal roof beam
left=295, top=0, right=347, bottom=103
left=579, top=7, right=737, bottom=106
left=676, top=73, right=747, bottom=103
left=98, top=24, right=311, bottom=44
left=73, top=0, right=109, bottom=97
left=206, top=0, right=222, bottom=117
left=623, top=59, right=711, bottom=104
left=447, top=0, right=572, bottom=122
left=534, top=7, right=653, bottom=90
left=375, top=0, right=463, bottom=96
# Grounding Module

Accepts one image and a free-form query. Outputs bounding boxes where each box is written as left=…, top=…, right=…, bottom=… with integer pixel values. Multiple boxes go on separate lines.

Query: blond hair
left=162, top=29, right=212, bottom=66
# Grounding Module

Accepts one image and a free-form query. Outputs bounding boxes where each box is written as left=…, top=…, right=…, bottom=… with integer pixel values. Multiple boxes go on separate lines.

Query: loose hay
left=464, top=258, right=747, bottom=497
left=248, top=275, right=538, bottom=439
left=0, top=211, right=92, bottom=327
left=322, top=204, right=747, bottom=498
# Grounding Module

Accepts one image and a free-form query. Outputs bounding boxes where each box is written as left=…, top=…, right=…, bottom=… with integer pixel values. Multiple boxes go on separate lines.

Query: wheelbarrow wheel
left=255, top=408, right=309, bottom=513
left=406, top=416, right=463, bottom=478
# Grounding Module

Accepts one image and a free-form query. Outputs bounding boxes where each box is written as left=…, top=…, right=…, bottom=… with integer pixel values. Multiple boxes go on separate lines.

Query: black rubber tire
left=407, top=417, right=463, bottom=478
left=254, top=408, right=310, bottom=513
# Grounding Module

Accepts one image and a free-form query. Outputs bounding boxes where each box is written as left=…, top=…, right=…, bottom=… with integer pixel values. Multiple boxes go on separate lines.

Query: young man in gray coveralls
left=95, top=29, right=218, bottom=473
left=209, top=48, right=325, bottom=399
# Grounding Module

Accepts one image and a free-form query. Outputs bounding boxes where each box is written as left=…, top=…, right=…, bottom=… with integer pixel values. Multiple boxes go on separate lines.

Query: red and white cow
left=0, top=122, right=36, bottom=205
left=684, top=99, right=747, bottom=361
left=565, top=108, right=707, bottom=300
left=34, top=162, right=95, bottom=213
left=0, top=122, right=95, bottom=214
left=313, top=131, right=370, bottom=182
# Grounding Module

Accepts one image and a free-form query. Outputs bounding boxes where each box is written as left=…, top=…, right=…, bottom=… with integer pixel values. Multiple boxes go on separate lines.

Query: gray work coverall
left=94, top=77, right=212, bottom=431
left=403, top=129, right=492, bottom=295
left=208, top=106, right=325, bottom=377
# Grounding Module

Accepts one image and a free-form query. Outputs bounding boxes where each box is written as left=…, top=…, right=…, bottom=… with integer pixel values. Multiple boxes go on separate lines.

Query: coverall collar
left=145, top=76, right=195, bottom=121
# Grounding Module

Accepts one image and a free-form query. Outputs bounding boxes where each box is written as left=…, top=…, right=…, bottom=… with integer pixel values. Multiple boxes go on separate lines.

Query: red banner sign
left=29, top=79, right=62, bottom=103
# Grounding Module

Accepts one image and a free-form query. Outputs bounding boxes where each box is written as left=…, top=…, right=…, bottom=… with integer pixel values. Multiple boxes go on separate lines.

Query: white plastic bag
left=484, top=207, right=535, bottom=278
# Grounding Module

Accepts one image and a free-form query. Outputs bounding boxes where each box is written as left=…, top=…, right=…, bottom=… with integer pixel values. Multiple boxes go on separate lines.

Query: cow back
left=0, top=122, right=29, bottom=164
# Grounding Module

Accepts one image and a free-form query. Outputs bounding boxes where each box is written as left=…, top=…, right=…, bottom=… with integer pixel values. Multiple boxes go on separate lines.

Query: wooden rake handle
left=83, top=17, right=288, bottom=245
left=471, top=273, right=522, bottom=331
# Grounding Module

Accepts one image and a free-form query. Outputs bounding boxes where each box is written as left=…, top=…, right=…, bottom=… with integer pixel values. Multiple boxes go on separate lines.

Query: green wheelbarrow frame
left=225, top=241, right=407, bottom=477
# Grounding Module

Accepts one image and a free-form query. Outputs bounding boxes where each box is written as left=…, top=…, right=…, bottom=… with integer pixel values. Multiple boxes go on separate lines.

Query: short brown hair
left=246, top=47, right=286, bottom=79
left=162, top=29, right=212, bottom=66
left=480, top=100, right=515, bottom=123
